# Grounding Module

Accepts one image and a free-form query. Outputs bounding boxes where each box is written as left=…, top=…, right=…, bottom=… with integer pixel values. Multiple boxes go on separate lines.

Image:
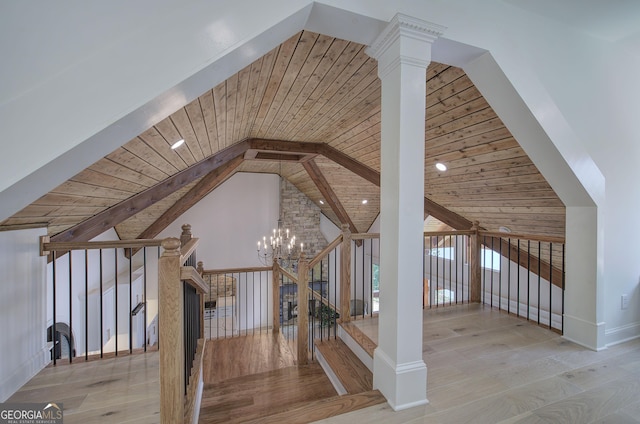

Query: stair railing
left=158, top=224, right=208, bottom=424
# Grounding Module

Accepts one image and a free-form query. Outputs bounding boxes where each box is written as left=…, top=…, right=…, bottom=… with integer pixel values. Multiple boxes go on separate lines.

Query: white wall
left=158, top=172, right=280, bottom=269
left=0, top=228, right=48, bottom=402
left=2, top=1, right=639, bottom=346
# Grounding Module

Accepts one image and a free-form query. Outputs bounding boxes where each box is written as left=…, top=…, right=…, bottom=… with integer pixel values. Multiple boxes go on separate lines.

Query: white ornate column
left=366, top=14, right=445, bottom=410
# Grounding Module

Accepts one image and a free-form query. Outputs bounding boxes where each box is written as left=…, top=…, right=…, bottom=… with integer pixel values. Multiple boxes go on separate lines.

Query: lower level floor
left=8, top=304, right=640, bottom=423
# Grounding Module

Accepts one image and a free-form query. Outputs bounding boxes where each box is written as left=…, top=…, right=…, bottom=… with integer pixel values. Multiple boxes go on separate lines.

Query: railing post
left=297, top=252, right=309, bottom=365
left=180, top=224, right=192, bottom=246
left=340, top=224, right=351, bottom=322
left=272, top=258, right=280, bottom=333
left=197, top=261, right=205, bottom=339
left=159, top=237, right=184, bottom=424
left=469, top=221, right=481, bottom=303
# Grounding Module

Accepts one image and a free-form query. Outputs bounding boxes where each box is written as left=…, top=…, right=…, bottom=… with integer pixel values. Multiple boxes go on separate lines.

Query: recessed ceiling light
left=319, top=200, right=324, bottom=205
left=171, top=139, right=185, bottom=150
left=499, top=226, right=512, bottom=233
left=435, top=162, right=447, bottom=171
left=362, top=199, right=368, bottom=204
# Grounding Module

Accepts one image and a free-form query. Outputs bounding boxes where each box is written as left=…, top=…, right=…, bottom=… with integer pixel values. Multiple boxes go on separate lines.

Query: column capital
left=366, top=13, right=446, bottom=77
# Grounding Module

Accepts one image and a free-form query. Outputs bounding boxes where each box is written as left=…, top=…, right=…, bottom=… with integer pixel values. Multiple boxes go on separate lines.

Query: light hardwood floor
left=7, top=350, right=160, bottom=423
left=315, top=304, right=640, bottom=424
left=8, top=305, right=640, bottom=423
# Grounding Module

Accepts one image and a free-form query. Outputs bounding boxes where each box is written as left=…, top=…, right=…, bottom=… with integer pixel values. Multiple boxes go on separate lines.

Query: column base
left=372, top=348, right=428, bottom=411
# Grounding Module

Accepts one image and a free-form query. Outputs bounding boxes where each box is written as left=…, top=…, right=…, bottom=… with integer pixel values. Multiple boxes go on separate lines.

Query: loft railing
left=423, top=224, right=565, bottom=333
left=424, top=230, right=474, bottom=307
left=40, top=237, right=163, bottom=365
left=199, top=266, right=273, bottom=339
left=478, top=230, right=565, bottom=332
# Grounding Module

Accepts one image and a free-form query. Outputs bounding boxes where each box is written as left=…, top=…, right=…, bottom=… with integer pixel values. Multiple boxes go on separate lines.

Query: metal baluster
left=52, top=251, right=57, bottom=365
left=100, top=249, right=104, bottom=358
left=69, top=252, right=73, bottom=363
left=85, top=250, right=89, bottom=361
left=129, top=249, right=132, bottom=353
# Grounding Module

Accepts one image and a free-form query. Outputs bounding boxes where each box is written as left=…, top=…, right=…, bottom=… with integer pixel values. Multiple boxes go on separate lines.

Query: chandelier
left=257, top=218, right=303, bottom=269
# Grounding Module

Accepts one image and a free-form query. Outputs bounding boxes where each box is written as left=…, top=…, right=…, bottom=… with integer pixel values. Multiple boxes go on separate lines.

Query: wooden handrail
left=309, top=288, right=338, bottom=312
left=180, top=238, right=199, bottom=265
left=478, top=230, right=565, bottom=244
left=351, top=232, right=380, bottom=239
left=202, top=266, right=272, bottom=274
left=308, top=235, right=343, bottom=268
left=40, top=237, right=162, bottom=255
left=180, top=266, right=209, bottom=294
left=280, top=267, right=298, bottom=284
left=423, top=230, right=475, bottom=237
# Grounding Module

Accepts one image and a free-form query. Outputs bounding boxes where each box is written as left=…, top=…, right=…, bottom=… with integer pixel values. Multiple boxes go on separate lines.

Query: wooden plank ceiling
left=1, top=30, right=565, bottom=247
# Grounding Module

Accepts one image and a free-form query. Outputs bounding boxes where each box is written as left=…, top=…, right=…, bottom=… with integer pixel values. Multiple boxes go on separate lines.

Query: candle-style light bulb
left=257, top=241, right=260, bottom=251
left=300, top=242, right=304, bottom=252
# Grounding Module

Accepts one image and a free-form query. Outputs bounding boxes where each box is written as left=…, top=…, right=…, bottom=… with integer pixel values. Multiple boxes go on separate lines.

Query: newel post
left=180, top=224, right=192, bottom=246
left=297, top=252, right=309, bottom=365
left=272, top=258, right=280, bottom=333
left=469, top=221, right=482, bottom=303
left=340, top=224, right=352, bottom=322
left=159, top=237, right=184, bottom=424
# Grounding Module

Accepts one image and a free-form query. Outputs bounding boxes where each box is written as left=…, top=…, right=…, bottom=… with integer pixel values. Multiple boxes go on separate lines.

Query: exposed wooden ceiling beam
left=319, top=144, right=380, bottom=187
left=247, top=138, right=474, bottom=231
left=136, top=155, right=244, bottom=240
left=51, top=140, right=251, bottom=243
left=302, top=159, right=359, bottom=235
left=248, top=138, right=324, bottom=155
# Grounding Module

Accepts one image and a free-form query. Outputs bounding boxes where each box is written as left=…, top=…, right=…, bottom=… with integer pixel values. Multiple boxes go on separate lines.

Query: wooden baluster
left=469, top=221, right=481, bottom=303
left=297, top=252, right=309, bottom=365
left=272, top=258, right=280, bottom=333
left=159, top=237, right=184, bottom=424
left=340, top=224, right=351, bottom=322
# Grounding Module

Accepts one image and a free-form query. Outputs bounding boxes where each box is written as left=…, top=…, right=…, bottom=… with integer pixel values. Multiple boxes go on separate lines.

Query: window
left=372, top=263, right=380, bottom=312
left=481, top=247, right=501, bottom=271
left=428, top=247, right=455, bottom=260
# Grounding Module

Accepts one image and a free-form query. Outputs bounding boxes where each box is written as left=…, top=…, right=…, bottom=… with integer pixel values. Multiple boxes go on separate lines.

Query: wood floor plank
left=250, top=390, right=386, bottom=424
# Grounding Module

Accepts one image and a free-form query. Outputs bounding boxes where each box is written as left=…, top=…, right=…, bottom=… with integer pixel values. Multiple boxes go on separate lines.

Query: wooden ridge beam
left=51, top=140, right=250, bottom=243
left=302, top=159, right=359, bottom=235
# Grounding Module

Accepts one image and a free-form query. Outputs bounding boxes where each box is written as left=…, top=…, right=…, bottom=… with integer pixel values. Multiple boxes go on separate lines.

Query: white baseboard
left=605, top=321, right=640, bottom=347
left=0, top=345, right=50, bottom=402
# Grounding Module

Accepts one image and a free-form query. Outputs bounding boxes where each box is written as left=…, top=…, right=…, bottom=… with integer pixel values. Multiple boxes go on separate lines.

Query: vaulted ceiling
left=0, top=30, right=565, bottom=244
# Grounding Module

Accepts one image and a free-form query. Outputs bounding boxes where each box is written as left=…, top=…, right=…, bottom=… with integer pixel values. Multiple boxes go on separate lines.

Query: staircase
left=197, top=332, right=385, bottom=423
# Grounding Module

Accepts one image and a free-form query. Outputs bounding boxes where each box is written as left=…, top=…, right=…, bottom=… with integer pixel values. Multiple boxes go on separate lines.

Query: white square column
left=366, top=14, right=445, bottom=411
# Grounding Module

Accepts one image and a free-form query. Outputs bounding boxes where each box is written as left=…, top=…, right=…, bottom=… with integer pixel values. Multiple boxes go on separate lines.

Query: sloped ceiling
left=0, top=30, right=564, bottom=243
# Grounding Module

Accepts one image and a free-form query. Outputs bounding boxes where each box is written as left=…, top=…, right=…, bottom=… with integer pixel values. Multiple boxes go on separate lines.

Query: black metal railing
left=350, top=235, right=379, bottom=320
left=424, top=232, right=472, bottom=308
left=202, top=268, right=273, bottom=339
left=44, top=240, right=162, bottom=366
left=479, top=232, right=565, bottom=332
left=183, top=281, right=200, bottom=394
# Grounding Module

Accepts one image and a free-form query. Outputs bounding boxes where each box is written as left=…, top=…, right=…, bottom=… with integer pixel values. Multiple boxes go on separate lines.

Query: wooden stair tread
left=315, top=338, right=372, bottom=394
left=199, top=364, right=337, bottom=423
left=244, top=390, right=387, bottom=424
left=340, top=321, right=377, bottom=357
